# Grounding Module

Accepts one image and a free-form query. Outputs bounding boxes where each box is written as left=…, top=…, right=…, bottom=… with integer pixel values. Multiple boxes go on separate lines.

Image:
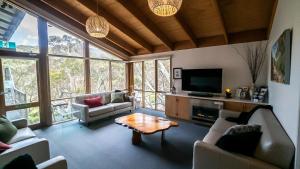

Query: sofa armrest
left=193, top=141, right=279, bottom=169
left=37, top=156, right=67, bottom=169
left=11, top=118, right=28, bottom=129
left=219, top=109, right=241, bottom=119
left=128, top=96, right=135, bottom=108
left=0, top=138, right=50, bottom=168
left=72, top=103, right=89, bottom=122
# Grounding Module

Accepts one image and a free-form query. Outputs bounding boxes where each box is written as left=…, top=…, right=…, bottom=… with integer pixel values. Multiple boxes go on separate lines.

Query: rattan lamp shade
left=148, top=0, right=182, bottom=17
left=86, top=15, right=109, bottom=38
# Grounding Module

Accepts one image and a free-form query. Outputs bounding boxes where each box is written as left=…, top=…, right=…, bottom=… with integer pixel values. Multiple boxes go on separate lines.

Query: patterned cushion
left=111, top=92, right=125, bottom=103
left=224, top=124, right=261, bottom=135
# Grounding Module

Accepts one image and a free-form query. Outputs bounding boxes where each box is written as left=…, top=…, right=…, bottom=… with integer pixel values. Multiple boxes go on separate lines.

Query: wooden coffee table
left=115, top=113, right=178, bottom=145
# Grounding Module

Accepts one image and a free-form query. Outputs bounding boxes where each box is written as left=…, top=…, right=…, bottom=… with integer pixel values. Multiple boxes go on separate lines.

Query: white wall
left=132, top=41, right=268, bottom=94
left=267, top=0, right=300, bottom=168
left=171, top=42, right=268, bottom=94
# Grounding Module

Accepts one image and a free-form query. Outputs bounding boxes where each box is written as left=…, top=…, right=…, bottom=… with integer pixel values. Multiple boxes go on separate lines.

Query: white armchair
left=37, top=156, right=68, bottom=169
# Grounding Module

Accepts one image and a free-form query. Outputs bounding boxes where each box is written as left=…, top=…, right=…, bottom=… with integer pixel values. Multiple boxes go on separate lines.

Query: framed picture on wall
left=173, top=68, right=182, bottom=79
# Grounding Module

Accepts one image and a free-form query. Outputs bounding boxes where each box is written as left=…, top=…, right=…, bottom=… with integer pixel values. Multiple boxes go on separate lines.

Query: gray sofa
left=0, top=118, right=67, bottom=169
left=72, top=92, right=135, bottom=124
left=193, top=108, right=295, bottom=169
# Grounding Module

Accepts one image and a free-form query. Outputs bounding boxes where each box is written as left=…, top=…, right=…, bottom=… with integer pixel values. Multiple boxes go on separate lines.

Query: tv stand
left=188, top=92, right=214, bottom=97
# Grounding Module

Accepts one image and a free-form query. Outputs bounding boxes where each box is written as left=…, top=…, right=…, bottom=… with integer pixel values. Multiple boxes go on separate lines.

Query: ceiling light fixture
left=148, top=0, right=183, bottom=17
left=86, top=0, right=109, bottom=38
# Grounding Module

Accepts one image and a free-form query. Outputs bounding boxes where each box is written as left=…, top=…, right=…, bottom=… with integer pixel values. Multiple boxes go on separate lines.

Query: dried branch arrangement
left=234, top=42, right=268, bottom=84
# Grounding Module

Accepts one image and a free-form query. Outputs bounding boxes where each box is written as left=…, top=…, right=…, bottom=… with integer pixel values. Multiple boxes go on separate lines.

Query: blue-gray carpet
left=35, top=109, right=209, bottom=169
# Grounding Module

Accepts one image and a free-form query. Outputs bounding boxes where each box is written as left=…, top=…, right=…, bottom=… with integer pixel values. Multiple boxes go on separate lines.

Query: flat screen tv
left=182, top=69, right=222, bottom=93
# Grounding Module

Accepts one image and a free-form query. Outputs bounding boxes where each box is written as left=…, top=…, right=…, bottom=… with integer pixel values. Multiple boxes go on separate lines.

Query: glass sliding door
left=0, top=58, right=40, bottom=125
left=133, top=59, right=171, bottom=111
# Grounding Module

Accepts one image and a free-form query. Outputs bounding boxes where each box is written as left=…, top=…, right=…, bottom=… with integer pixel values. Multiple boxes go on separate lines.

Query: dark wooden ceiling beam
left=41, top=0, right=137, bottom=56
left=117, top=0, right=173, bottom=50
left=267, top=0, right=278, bottom=38
left=137, top=29, right=267, bottom=55
left=11, top=0, right=130, bottom=60
left=0, top=18, right=11, bottom=25
left=210, top=0, right=229, bottom=44
left=76, top=0, right=153, bottom=53
left=175, top=12, right=198, bottom=48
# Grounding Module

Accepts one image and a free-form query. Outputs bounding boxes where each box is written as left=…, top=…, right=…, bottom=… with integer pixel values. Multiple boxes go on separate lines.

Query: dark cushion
left=111, top=92, right=125, bottom=103
left=226, top=105, right=273, bottom=124
left=84, top=96, right=103, bottom=108
left=4, top=154, right=37, bottom=169
left=0, top=116, right=17, bottom=143
left=216, top=124, right=262, bottom=156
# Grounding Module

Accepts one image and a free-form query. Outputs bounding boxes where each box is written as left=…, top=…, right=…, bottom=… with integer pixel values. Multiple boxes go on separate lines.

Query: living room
left=0, top=0, right=300, bottom=169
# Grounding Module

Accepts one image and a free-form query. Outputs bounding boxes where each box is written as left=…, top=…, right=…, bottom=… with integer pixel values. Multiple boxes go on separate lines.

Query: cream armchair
left=0, top=118, right=50, bottom=168
left=37, top=156, right=68, bottom=169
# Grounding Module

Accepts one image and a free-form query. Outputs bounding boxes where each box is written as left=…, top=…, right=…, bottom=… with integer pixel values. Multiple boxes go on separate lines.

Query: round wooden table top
left=115, top=113, right=179, bottom=134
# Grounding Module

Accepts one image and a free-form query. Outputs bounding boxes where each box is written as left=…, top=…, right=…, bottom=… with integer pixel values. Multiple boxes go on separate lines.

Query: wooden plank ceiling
left=36, top=0, right=276, bottom=58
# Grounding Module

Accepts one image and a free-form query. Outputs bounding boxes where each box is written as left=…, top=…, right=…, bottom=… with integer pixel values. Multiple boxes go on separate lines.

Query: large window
left=133, top=59, right=171, bottom=111
left=48, top=24, right=83, bottom=57
left=48, top=25, right=85, bottom=123
left=111, top=62, right=126, bottom=90
left=49, top=57, right=85, bottom=99
left=90, top=60, right=110, bottom=93
left=0, top=8, right=39, bottom=53
left=1, top=58, right=40, bottom=125
left=0, top=1, right=128, bottom=127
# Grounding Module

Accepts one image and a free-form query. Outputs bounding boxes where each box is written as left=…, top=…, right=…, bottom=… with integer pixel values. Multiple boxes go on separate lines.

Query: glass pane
left=49, top=57, right=85, bottom=99
left=111, top=62, right=126, bottom=90
left=145, top=92, right=155, bottom=109
left=0, top=2, right=39, bottom=53
left=2, top=59, right=38, bottom=105
left=157, top=59, right=170, bottom=92
left=134, top=62, right=142, bottom=90
left=156, top=93, right=166, bottom=111
left=51, top=98, right=77, bottom=124
left=144, top=60, right=155, bottom=91
left=48, top=24, right=84, bottom=57
left=89, top=44, right=121, bottom=60
left=90, top=60, right=110, bottom=93
left=134, top=90, right=143, bottom=108
left=6, top=107, right=40, bottom=125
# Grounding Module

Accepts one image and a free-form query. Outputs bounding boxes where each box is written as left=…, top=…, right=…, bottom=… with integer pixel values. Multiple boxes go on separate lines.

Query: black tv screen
left=182, top=69, right=222, bottom=93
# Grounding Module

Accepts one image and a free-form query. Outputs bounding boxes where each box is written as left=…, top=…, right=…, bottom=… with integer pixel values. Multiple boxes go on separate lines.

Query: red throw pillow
left=84, top=96, right=103, bottom=108
left=0, top=141, right=11, bottom=153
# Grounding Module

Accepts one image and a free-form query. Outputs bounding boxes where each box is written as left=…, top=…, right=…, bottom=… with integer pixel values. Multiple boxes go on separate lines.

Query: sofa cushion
left=75, top=92, right=111, bottom=105
left=216, top=125, right=262, bottom=156
left=7, top=127, right=36, bottom=144
left=111, top=92, right=125, bottom=103
left=0, top=116, right=18, bottom=143
left=88, top=105, right=114, bottom=117
left=111, top=102, right=132, bottom=110
left=84, top=96, right=103, bottom=108
left=248, top=109, right=295, bottom=169
left=210, top=118, right=237, bottom=134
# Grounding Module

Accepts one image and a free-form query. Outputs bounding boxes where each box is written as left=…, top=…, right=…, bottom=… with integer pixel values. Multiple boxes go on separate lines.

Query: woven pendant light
left=148, top=0, right=183, bottom=17
left=86, top=0, right=109, bottom=38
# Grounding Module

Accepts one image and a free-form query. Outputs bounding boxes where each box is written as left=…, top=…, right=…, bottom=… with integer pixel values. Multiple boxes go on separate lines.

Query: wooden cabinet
left=165, top=95, right=190, bottom=120
left=165, top=94, right=268, bottom=121
left=224, top=101, right=257, bottom=112
left=165, top=95, right=177, bottom=118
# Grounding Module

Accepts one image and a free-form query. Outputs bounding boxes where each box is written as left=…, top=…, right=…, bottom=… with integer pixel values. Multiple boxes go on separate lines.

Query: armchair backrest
left=248, top=109, right=295, bottom=169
